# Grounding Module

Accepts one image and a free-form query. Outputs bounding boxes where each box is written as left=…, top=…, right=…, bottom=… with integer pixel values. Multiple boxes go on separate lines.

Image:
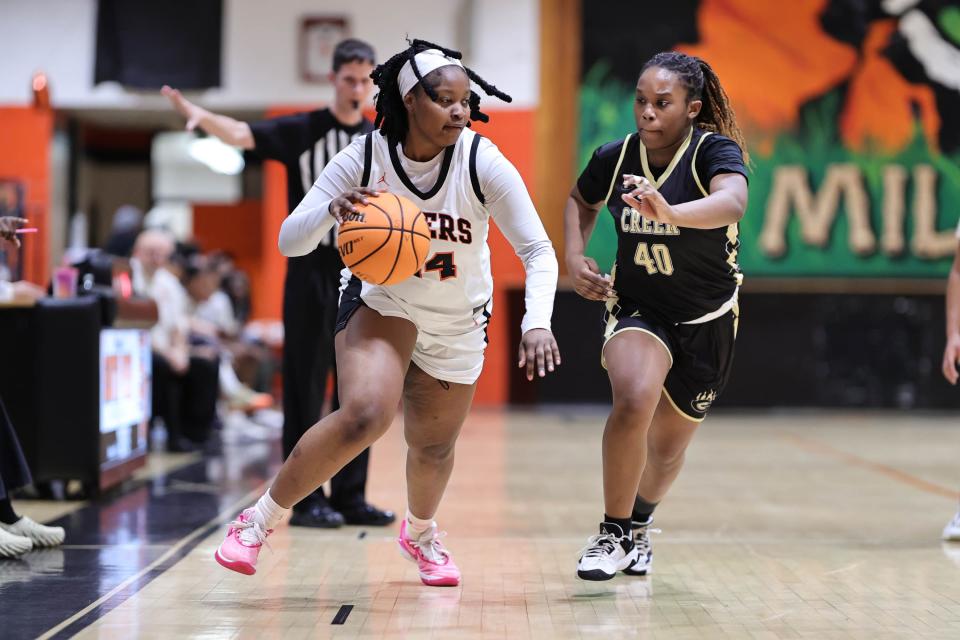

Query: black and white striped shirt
left=250, top=109, right=373, bottom=266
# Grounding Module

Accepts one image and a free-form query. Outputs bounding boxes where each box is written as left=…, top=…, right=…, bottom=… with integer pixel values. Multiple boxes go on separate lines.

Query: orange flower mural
left=680, top=0, right=857, bottom=134
left=839, top=20, right=940, bottom=153
left=681, top=0, right=947, bottom=154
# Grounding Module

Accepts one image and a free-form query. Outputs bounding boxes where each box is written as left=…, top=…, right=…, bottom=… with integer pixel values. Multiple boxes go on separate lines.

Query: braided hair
left=641, top=52, right=750, bottom=165
left=371, top=38, right=512, bottom=142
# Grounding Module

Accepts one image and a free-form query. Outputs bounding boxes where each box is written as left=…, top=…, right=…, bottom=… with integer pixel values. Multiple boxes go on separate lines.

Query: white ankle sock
left=253, top=490, right=288, bottom=530
left=406, top=509, right=435, bottom=540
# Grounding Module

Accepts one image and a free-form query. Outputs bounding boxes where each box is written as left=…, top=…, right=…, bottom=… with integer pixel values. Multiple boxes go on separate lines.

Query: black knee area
left=339, top=402, right=393, bottom=445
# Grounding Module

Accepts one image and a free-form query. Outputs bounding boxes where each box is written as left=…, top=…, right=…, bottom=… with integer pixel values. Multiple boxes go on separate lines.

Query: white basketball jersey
left=355, top=128, right=492, bottom=317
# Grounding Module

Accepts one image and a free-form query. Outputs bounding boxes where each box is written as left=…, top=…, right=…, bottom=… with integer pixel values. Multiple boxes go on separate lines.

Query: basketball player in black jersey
left=566, top=52, right=750, bottom=580
left=162, top=39, right=394, bottom=529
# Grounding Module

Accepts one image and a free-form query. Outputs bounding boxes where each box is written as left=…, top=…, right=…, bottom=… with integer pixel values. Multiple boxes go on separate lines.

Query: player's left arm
left=482, top=145, right=561, bottom=381
left=621, top=171, right=748, bottom=229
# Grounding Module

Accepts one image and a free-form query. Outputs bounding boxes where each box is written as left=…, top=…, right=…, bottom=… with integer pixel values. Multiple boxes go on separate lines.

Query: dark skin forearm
left=563, top=187, right=602, bottom=267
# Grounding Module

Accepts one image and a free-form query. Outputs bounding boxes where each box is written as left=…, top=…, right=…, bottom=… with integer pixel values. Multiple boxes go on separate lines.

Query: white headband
left=397, top=49, right=465, bottom=97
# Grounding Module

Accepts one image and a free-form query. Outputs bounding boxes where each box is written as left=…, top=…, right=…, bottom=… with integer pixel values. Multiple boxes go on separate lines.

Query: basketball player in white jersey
left=162, top=40, right=395, bottom=529
left=214, top=40, right=560, bottom=586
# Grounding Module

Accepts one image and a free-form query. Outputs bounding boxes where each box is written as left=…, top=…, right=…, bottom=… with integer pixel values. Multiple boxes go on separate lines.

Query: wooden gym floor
left=8, top=409, right=960, bottom=639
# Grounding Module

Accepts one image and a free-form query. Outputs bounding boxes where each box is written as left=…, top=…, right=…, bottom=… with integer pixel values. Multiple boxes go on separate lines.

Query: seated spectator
left=0, top=395, right=65, bottom=558
left=209, top=251, right=252, bottom=326
left=206, top=253, right=274, bottom=390
left=130, top=229, right=219, bottom=452
left=103, top=205, right=144, bottom=258
left=190, top=254, right=240, bottom=338
left=0, top=218, right=65, bottom=558
left=182, top=255, right=273, bottom=413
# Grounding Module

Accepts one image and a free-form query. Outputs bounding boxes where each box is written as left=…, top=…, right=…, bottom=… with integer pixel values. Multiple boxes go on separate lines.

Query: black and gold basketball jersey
left=577, top=127, right=748, bottom=325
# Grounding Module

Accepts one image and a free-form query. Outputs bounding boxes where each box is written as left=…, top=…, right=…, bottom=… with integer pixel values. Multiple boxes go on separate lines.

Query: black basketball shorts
left=601, top=299, right=739, bottom=422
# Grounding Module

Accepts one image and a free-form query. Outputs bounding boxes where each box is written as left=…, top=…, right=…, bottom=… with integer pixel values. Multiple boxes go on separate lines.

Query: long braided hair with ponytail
left=371, top=38, right=512, bottom=143
left=641, top=52, right=750, bottom=165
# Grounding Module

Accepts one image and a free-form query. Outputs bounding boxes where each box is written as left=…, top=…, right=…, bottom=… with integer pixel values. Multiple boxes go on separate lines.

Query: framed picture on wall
left=300, top=16, right=349, bottom=83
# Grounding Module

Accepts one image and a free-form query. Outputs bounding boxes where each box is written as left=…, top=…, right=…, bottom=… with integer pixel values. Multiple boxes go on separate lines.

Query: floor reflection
left=0, top=436, right=280, bottom=639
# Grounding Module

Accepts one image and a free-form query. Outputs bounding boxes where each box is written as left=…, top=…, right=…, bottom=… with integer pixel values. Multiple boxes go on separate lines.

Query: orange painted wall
left=192, top=200, right=264, bottom=296
left=471, top=110, right=537, bottom=405
left=253, top=107, right=540, bottom=405
left=0, top=107, right=53, bottom=285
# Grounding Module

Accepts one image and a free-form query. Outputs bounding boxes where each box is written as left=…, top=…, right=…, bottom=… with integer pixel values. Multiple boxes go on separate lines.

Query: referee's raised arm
left=161, top=85, right=255, bottom=150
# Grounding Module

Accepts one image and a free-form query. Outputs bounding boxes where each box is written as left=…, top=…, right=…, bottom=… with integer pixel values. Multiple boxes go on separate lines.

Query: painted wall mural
left=580, top=0, right=960, bottom=277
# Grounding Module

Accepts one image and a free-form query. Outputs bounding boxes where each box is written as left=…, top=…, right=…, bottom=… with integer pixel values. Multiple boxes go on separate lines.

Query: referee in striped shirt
left=163, top=39, right=394, bottom=528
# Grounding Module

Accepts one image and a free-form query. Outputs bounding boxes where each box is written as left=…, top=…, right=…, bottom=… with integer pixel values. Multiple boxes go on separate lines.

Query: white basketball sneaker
left=943, top=510, right=960, bottom=542
left=0, top=516, right=65, bottom=548
left=0, top=526, right=32, bottom=558
left=577, top=522, right=639, bottom=581
left=624, top=517, right=660, bottom=576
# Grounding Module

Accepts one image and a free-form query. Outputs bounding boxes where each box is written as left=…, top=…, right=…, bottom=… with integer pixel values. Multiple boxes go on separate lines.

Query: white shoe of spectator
left=0, top=526, right=33, bottom=558
left=0, top=516, right=66, bottom=548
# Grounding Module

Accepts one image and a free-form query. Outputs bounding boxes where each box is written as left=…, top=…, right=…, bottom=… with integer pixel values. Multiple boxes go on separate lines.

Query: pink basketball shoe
left=215, top=508, right=271, bottom=575
left=397, top=519, right=461, bottom=587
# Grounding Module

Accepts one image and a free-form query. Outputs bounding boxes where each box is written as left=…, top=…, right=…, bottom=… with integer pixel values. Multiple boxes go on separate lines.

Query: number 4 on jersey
left=415, top=252, right=457, bottom=280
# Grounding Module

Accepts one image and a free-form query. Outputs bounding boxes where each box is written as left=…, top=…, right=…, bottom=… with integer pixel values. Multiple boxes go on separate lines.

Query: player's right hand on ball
left=329, top=188, right=384, bottom=223
left=942, top=334, right=960, bottom=385
left=568, top=254, right=614, bottom=301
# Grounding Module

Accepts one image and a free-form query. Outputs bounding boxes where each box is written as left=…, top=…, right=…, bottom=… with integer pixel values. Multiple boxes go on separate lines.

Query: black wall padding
left=511, top=290, right=960, bottom=410
left=94, top=0, right=222, bottom=89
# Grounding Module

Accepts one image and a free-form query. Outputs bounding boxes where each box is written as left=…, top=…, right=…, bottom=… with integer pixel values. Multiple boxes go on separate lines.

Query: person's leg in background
left=152, top=353, right=192, bottom=452
left=183, top=353, right=221, bottom=445
left=0, top=395, right=64, bottom=557
left=282, top=260, right=343, bottom=528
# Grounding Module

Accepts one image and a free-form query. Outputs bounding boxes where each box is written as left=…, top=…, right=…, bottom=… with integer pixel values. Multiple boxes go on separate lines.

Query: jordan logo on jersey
left=691, top=389, right=717, bottom=413
left=376, top=173, right=388, bottom=187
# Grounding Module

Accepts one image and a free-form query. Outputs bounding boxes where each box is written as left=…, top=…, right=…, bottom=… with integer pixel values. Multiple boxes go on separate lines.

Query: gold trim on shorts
left=661, top=387, right=705, bottom=423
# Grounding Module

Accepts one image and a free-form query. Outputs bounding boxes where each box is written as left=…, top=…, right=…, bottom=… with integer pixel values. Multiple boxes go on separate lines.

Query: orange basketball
left=337, top=192, right=431, bottom=285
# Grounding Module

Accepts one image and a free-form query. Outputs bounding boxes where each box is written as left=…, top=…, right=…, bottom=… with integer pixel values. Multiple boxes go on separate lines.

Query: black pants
left=282, top=257, right=368, bottom=511
left=0, top=395, right=31, bottom=500
left=152, top=353, right=220, bottom=444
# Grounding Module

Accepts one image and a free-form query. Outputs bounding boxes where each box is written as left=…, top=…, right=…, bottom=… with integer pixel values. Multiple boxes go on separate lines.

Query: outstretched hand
left=161, top=85, right=204, bottom=131
left=0, top=216, right=26, bottom=249
left=518, top=328, right=561, bottom=381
